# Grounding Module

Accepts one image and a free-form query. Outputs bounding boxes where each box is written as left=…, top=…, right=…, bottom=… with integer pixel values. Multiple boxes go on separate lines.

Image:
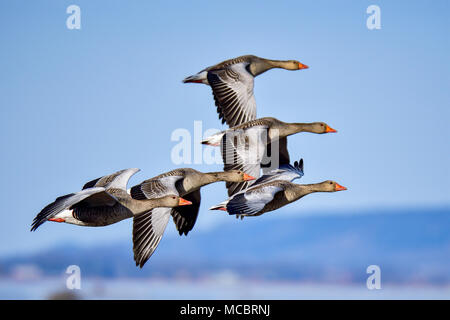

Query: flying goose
left=202, top=117, right=336, bottom=196
left=129, top=168, right=255, bottom=267
left=31, top=168, right=191, bottom=231
left=210, top=180, right=347, bottom=218
left=183, top=55, right=309, bottom=127
left=211, top=158, right=305, bottom=219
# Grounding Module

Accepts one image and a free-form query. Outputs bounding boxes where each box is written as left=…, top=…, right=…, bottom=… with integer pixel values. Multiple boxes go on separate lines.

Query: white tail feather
left=202, top=131, right=225, bottom=146
left=209, top=200, right=229, bottom=211
left=182, top=71, right=208, bottom=84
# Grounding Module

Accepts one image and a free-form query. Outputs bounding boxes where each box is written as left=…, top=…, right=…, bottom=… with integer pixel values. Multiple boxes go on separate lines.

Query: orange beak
left=48, top=218, right=65, bottom=223
left=298, top=62, right=309, bottom=70
left=178, top=198, right=192, bottom=206
left=335, top=183, right=347, bottom=191
left=326, top=125, right=337, bottom=133
left=243, top=173, right=256, bottom=181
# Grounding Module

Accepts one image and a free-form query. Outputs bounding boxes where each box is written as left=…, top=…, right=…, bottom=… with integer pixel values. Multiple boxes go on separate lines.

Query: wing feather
left=82, top=168, right=140, bottom=190
left=221, top=126, right=268, bottom=196
left=226, top=184, right=284, bottom=216
left=133, top=207, right=171, bottom=268
left=207, top=63, right=256, bottom=127
left=130, top=176, right=182, bottom=199
left=31, top=187, right=106, bottom=231
left=170, top=190, right=201, bottom=236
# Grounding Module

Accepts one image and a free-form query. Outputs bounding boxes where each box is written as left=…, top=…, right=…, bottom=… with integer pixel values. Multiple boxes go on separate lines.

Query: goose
left=210, top=180, right=347, bottom=218
left=129, top=168, right=255, bottom=267
left=202, top=117, right=336, bottom=196
left=183, top=55, right=308, bottom=127
left=211, top=158, right=305, bottom=220
left=31, top=168, right=192, bottom=231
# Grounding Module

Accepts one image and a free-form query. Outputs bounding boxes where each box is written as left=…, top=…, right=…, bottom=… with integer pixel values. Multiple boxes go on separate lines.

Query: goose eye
left=329, top=182, right=332, bottom=184
left=172, top=196, right=176, bottom=199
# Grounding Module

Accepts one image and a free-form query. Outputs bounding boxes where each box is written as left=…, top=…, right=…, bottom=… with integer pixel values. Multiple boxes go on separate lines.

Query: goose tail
left=201, top=131, right=225, bottom=146
left=182, top=71, right=208, bottom=84
left=209, top=200, right=229, bottom=211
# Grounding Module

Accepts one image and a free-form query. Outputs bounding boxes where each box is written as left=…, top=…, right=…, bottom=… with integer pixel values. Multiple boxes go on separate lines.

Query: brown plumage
left=31, top=168, right=190, bottom=230
left=211, top=180, right=347, bottom=218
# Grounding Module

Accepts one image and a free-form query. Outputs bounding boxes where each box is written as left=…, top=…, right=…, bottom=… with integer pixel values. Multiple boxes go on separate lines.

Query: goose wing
left=31, top=187, right=116, bottom=231
left=130, top=175, right=183, bottom=199
left=170, top=189, right=201, bottom=236
left=226, top=182, right=285, bottom=216
left=207, top=63, right=256, bottom=127
left=133, top=207, right=172, bottom=268
left=261, top=137, right=291, bottom=174
left=221, top=125, right=268, bottom=196
left=82, top=168, right=140, bottom=190
left=130, top=175, right=184, bottom=267
left=257, top=158, right=304, bottom=185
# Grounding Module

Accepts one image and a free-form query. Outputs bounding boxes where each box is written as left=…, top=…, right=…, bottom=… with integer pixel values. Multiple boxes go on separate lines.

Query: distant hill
left=1, top=207, right=449, bottom=285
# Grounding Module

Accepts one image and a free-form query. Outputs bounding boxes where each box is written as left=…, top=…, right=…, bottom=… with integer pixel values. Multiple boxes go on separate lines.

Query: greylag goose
left=212, top=158, right=305, bottom=219
left=183, top=55, right=308, bottom=127
left=210, top=180, right=347, bottom=218
left=202, top=117, right=336, bottom=196
left=31, top=168, right=191, bottom=231
left=129, top=168, right=255, bottom=267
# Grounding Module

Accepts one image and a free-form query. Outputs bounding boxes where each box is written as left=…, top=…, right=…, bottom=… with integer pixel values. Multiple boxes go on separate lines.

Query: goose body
left=129, top=168, right=254, bottom=267
left=183, top=55, right=308, bottom=127
left=202, top=117, right=336, bottom=196
left=211, top=179, right=347, bottom=218
left=31, top=168, right=190, bottom=230
left=210, top=158, right=305, bottom=219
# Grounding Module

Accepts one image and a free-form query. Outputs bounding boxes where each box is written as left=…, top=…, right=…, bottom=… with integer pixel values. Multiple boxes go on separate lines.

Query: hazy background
left=0, top=0, right=448, bottom=299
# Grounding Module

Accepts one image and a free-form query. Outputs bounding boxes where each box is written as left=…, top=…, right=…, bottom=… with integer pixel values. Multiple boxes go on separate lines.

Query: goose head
left=224, top=170, right=256, bottom=182
left=157, top=195, right=193, bottom=207
left=275, top=120, right=337, bottom=137
left=283, top=60, right=309, bottom=70
left=309, top=122, right=337, bottom=134
left=316, top=180, right=347, bottom=192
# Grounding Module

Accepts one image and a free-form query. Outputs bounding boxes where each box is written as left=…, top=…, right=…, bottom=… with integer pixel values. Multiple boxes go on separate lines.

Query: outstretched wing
left=130, top=175, right=183, bottom=199
left=226, top=183, right=285, bottom=216
left=170, top=189, right=201, bottom=236
left=133, top=207, right=171, bottom=268
left=221, top=125, right=268, bottom=196
left=82, top=168, right=140, bottom=190
left=130, top=174, right=185, bottom=267
left=207, top=63, right=256, bottom=127
left=261, top=137, right=290, bottom=174
left=257, top=158, right=304, bottom=185
left=31, top=187, right=108, bottom=231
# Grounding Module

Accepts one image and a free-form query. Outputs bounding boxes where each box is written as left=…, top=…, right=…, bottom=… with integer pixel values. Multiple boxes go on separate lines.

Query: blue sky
left=0, top=0, right=449, bottom=255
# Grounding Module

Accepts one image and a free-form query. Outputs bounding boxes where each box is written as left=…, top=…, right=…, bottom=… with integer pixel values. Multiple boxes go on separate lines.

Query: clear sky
left=0, top=0, right=449, bottom=255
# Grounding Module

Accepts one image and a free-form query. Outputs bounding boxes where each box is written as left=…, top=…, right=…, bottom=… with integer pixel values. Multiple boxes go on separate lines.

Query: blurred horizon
left=1, top=206, right=449, bottom=299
